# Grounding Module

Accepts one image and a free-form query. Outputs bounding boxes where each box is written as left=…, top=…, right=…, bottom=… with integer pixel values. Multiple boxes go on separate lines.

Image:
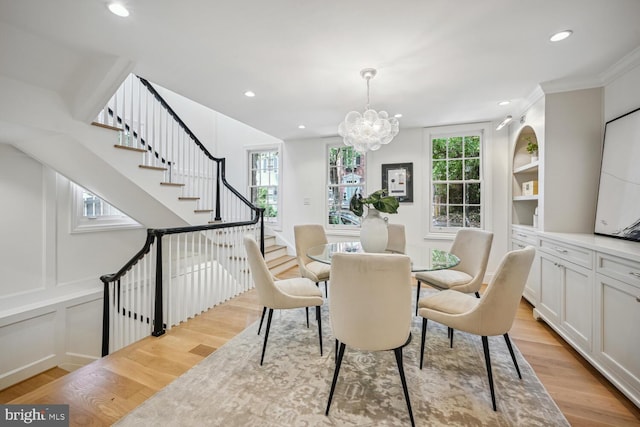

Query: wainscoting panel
left=0, top=309, right=57, bottom=389
left=0, top=290, right=103, bottom=389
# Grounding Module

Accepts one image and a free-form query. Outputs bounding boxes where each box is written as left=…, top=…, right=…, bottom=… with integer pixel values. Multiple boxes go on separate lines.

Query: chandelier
left=338, top=68, right=399, bottom=153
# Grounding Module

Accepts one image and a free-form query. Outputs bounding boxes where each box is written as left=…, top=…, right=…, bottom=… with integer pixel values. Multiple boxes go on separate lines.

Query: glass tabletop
left=306, top=241, right=460, bottom=272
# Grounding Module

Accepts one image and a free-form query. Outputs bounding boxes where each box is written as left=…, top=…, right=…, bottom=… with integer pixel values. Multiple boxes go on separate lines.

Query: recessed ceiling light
left=244, top=91, right=256, bottom=98
left=108, top=3, right=129, bottom=17
left=550, top=30, right=573, bottom=42
left=394, top=113, right=403, bottom=118
left=298, top=124, right=306, bottom=129
left=496, top=115, right=513, bottom=131
left=498, top=100, right=510, bottom=106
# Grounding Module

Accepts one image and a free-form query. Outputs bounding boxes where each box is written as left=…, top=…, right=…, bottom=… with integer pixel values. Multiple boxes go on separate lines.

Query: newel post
left=152, top=232, right=166, bottom=337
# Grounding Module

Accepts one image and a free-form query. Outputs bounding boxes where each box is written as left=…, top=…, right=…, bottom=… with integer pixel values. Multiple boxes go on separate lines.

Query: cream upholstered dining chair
left=326, top=252, right=415, bottom=427
left=243, top=236, right=324, bottom=365
left=414, top=228, right=493, bottom=315
left=294, top=224, right=331, bottom=296
left=386, top=223, right=406, bottom=254
left=417, top=245, right=535, bottom=411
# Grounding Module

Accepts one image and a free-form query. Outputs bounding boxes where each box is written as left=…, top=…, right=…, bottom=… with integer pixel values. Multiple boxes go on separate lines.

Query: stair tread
left=160, top=182, right=185, bottom=187
left=194, top=209, right=213, bottom=213
left=266, top=254, right=296, bottom=269
left=114, top=144, right=146, bottom=153
left=179, top=197, right=200, bottom=201
left=264, top=244, right=286, bottom=253
left=91, top=121, right=122, bottom=132
left=140, top=165, right=167, bottom=171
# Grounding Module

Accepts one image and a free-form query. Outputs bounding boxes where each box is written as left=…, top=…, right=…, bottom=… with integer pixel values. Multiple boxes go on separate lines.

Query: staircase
left=263, top=235, right=297, bottom=276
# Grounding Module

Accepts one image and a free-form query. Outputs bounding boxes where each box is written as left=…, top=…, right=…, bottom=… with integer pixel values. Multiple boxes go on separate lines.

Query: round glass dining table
left=306, top=241, right=460, bottom=272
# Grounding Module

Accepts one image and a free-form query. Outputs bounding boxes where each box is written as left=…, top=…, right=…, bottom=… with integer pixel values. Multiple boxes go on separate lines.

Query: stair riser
left=268, top=258, right=298, bottom=276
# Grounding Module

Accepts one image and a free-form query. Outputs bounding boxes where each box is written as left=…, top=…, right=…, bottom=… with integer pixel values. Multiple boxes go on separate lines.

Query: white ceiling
left=1, top=0, right=640, bottom=141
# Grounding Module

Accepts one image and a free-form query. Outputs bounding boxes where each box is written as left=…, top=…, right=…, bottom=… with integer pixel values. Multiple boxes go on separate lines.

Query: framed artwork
left=594, top=107, right=640, bottom=242
left=382, top=163, right=413, bottom=203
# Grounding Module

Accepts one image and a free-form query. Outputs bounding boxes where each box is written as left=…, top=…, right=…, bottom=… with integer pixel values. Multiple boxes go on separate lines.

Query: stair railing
left=96, top=74, right=222, bottom=215
left=97, top=74, right=266, bottom=355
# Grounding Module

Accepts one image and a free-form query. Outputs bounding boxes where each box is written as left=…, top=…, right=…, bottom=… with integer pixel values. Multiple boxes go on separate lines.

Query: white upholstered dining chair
left=294, top=224, right=331, bottom=296
left=325, top=252, right=415, bottom=427
left=417, top=245, right=535, bottom=411
left=386, top=223, right=406, bottom=254
left=414, top=228, right=493, bottom=315
left=243, top=236, right=324, bottom=365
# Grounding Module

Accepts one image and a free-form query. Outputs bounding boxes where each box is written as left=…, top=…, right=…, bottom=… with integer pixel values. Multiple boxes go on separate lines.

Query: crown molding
left=600, top=46, right=640, bottom=85
left=539, top=76, right=603, bottom=94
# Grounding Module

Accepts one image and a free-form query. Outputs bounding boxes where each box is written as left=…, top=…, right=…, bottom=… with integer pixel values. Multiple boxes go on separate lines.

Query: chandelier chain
left=366, top=76, right=371, bottom=110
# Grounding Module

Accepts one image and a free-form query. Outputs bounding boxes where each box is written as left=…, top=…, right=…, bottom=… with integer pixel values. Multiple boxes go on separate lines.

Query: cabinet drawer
left=539, top=238, right=592, bottom=269
left=511, top=228, right=538, bottom=246
left=597, top=253, right=640, bottom=288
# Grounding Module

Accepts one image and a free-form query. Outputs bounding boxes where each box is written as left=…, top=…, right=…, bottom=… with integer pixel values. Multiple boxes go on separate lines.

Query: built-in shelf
left=514, top=195, right=539, bottom=201
left=512, top=128, right=540, bottom=227
left=514, top=161, right=539, bottom=174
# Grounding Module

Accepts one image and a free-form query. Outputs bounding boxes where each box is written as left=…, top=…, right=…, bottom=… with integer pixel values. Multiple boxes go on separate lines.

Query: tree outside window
left=248, top=149, right=280, bottom=226
left=327, top=145, right=366, bottom=228
left=431, top=133, right=482, bottom=233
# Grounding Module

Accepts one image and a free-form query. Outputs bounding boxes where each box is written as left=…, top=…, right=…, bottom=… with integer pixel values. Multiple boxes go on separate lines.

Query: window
left=429, top=127, right=484, bottom=235
left=248, top=148, right=280, bottom=227
left=71, top=183, right=141, bottom=233
left=327, top=145, right=366, bottom=229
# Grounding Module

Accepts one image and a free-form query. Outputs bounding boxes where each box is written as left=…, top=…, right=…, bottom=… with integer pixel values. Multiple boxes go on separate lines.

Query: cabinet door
left=562, top=261, right=593, bottom=351
left=539, top=253, right=561, bottom=322
left=595, top=273, right=640, bottom=400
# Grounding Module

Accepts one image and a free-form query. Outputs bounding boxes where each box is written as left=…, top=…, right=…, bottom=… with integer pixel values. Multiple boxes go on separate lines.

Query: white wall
left=605, top=62, right=640, bottom=121
left=0, top=144, right=147, bottom=388
left=154, top=83, right=283, bottom=193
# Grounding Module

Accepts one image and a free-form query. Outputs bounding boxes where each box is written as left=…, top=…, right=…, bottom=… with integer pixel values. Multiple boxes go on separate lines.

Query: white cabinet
left=537, top=237, right=593, bottom=353
left=509, top=88, right=603, bottom=233
left=530, top=232, right=640, bottom=408
left=595, top=253, right=640, bottom=406
left=510, top=226, right=539, bottom=305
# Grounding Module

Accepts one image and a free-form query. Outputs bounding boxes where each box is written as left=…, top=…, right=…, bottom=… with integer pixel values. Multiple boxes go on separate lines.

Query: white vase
left=359, top=208, right=388, bottom=253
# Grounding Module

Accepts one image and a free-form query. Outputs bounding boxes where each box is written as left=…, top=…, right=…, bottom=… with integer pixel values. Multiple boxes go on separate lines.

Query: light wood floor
left=2, top=270, right=639, bottom=426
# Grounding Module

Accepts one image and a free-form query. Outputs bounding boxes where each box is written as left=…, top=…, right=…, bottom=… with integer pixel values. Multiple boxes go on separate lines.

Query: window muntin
left=248, top=149, right=280, bottom=226
left=327, top=146, right=366, bottom=228
left=430, top=133, right=482, bottom=233
left=71, top=183, right=141, bottom=233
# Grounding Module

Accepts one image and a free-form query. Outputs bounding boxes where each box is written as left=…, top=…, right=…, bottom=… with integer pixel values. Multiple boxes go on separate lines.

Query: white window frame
left=71, top=183, right=142, bottom=233
left=326, top=143, right=366, bottom=234
left=424, top=122, right=490, bottom=239
left=246, top=145, right=282, bottom=230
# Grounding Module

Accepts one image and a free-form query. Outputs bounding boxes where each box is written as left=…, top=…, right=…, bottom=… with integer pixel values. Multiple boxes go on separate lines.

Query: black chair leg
left=449, top=327, right=454, bottom=348
left=306, top=307, right=309, bottom=328
left=415, top=281, right=422, bottom=315
left=316, top=305, right=323, bottom=356
left=503, top=333, right=521, bottom=379
left=481, top=336, right=497, bottom=411
left=335, top=339, right=339, bottom=362
left=326, top=342, right=346, bottom=416
left=420, top=318, right=428, bottom=369
left=260, top=308, right=274, bottom=365
left=475, top=291, right=481, bottom=298
left=394, top=346, right=415, bottom=427
left=325, top=281, right=328, bottom=298
left=257, top=306, right=266, bottom=335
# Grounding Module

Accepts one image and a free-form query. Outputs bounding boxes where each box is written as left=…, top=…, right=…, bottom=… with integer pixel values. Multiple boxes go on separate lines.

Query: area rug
left=115, top=299, right=569, bottom=426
